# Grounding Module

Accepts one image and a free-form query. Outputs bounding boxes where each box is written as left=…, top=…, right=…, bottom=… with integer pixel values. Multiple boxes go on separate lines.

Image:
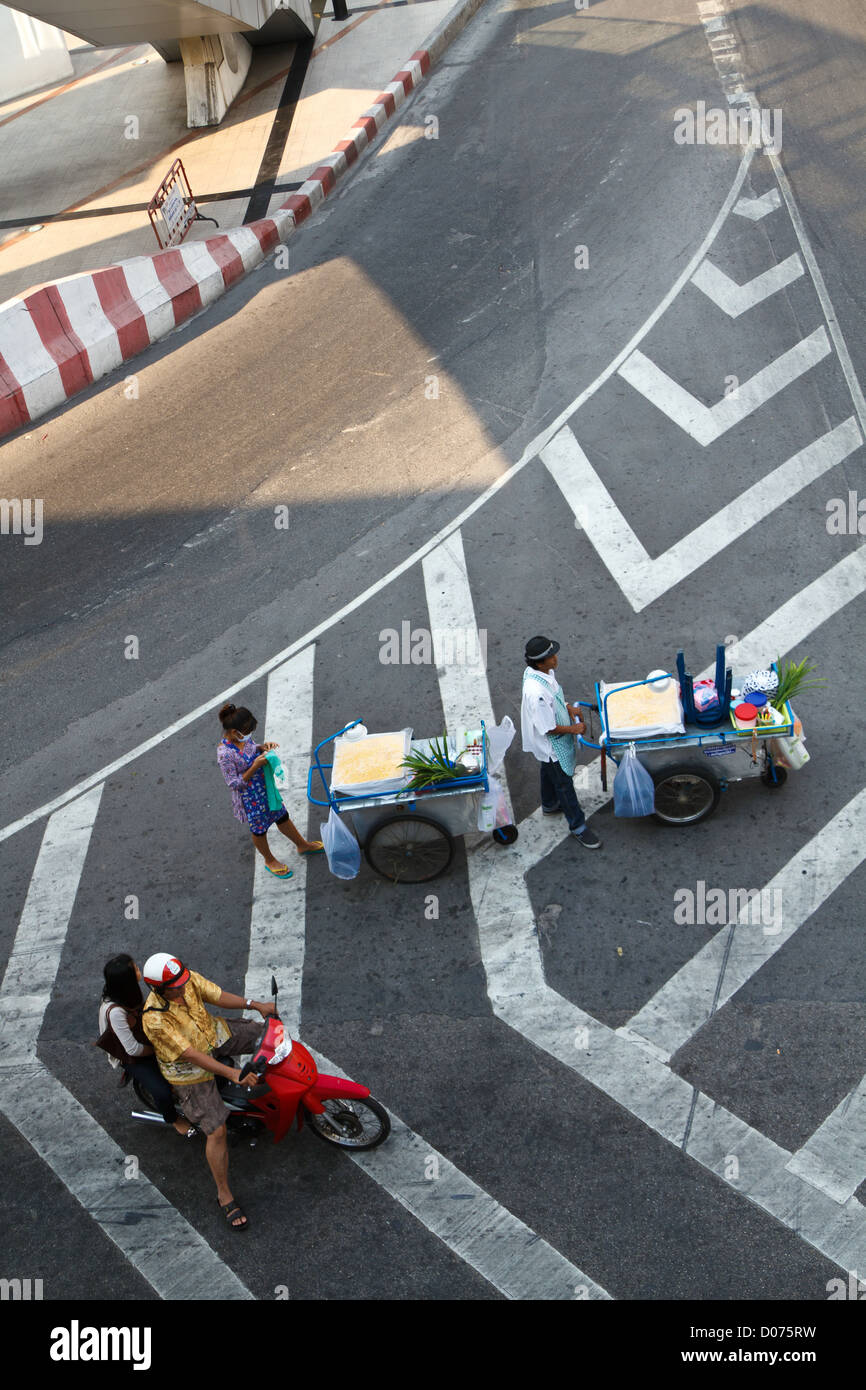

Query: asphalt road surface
left=1, top=0, right=865, bottom=1339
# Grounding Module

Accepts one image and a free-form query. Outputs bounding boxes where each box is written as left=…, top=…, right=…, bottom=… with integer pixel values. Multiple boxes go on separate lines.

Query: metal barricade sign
left=148, top=159, right=197, bottom=249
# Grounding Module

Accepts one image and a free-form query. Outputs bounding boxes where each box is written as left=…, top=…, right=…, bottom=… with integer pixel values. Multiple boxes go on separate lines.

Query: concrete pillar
left=0, top=6, right=72, bottom=102
left=179, top=31, right=252, bottom=128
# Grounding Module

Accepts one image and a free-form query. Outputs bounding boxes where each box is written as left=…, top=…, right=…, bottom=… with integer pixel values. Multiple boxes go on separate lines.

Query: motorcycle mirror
left=270, top=975, right=280, bottom=1021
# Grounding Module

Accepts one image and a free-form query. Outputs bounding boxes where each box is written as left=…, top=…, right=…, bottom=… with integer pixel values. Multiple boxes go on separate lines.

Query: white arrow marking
left=734, top=188, right=782, bottom=220
left=541, top=417, right=861, bottom=611
left=786, top=1075, right=866, bottom=1204
left=691, top=253, right=804, bottom=316
left=0, top=789, right=255, bottom=1301
left=618, top=327, right=831, bottom=445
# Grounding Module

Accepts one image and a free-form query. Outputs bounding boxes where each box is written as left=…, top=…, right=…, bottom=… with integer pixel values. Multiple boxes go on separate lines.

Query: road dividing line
left=733, top=188, right=781, bottom=221
left=620, top=786, right=866, bottom=1060
left=0, top=788, right=254, bottom=1301
left=618, top=328, right=831, bottom=446
left=542, top=418, right=862, bottom=611
left=244, top=646, right=316, bottom=1037
left=786, top=1074, right=866, bottom=1204
left=691, top=253, right=804, bottom=316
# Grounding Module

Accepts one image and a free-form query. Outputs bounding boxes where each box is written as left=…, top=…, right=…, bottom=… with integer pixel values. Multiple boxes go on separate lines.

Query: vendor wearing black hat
left=521, top=636, right=601, bottom=849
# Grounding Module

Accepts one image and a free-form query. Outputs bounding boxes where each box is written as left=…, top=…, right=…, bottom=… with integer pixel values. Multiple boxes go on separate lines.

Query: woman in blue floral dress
left=217, top=703, right=322, bottom=878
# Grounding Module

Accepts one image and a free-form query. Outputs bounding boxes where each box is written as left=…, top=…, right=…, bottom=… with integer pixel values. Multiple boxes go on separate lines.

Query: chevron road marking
left=0, top=788, right=255, bottom=1301
left=786, top=1074, right=866, bottom=1204
left=418, top=533, right=866, bottom=1274
left=691, top=253, right=804, bottom=316
left=618, top=327, right=831, bottom=445
left=238, top=635, right=609, bottom=1301
left=734, top=188, right=782, bottom=221
left=619, top=786, right=866, bottom=1060
left=541, top=416, right=862, bottom=611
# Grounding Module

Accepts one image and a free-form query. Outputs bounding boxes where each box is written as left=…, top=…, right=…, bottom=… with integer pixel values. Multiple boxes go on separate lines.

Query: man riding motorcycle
left=141, top=952, right=275, bottom=1232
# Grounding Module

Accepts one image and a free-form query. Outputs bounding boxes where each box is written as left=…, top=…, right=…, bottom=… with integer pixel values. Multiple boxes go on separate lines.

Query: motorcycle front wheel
left=305, top=1096, right=390, bottom=1150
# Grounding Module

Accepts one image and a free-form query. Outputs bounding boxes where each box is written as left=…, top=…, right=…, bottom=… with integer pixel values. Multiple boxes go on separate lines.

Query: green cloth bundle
left=262, top=751, right=286, bottom=811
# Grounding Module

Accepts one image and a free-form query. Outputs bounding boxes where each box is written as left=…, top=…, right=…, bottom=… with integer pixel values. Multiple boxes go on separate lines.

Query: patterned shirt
left=141, top=971, right=231, bottom=1086
left=217, top=735, right=259, bottom=823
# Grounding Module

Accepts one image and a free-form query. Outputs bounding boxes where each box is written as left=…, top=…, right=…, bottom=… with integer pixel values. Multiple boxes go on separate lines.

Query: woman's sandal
left=265, top=863, right=293, bottom=878
left=298, top=841, right=325, bottom=855
left=218, top=1197, right=249, bottom=1231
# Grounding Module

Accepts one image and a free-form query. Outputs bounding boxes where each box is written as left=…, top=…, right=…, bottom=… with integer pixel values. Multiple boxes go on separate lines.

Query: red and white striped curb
left=0, top=0, right=486, bottom=443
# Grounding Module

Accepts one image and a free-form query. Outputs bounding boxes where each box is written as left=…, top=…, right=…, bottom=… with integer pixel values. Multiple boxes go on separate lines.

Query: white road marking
left=0, top=142, right=760, bottom=848
left=244, top=647, right=316, bottom=1035
left=0, top=789, right=254, bottom=1300
left=237, top=631, right=609, bottom=1300
left=460, top=565, right=866, bottom=1261
left=733, top=188, right=781, bottom=221
left=786, top=1074, right=866, bottom=1204
left=691, top=253, right=804, bottom=316
left=620, top=787, right=866, bottom=1060
left=618, top=328, right=831, bottom=446
left=541, top=417, right=861, bottom=611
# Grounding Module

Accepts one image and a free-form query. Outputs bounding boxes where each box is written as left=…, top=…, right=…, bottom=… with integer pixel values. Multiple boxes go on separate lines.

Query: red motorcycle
left=131, top=978, right=390, bottom=1152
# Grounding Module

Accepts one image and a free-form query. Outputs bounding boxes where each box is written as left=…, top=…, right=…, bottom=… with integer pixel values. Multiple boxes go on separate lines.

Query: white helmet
left=142, top=953, right=190, bottom=990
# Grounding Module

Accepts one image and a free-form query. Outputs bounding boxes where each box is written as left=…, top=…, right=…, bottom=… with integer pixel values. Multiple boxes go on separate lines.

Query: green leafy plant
left=401, top=735, right=472, bottom=790
left=772, top=655, right=825, bottom=713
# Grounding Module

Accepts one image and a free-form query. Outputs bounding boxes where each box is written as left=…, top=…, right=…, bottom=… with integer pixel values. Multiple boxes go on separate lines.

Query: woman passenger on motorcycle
left=99, top=954, right=194, bottom=1138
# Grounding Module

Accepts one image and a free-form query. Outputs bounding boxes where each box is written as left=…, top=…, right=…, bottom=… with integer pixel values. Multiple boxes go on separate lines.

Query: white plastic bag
left=320, top=807, right=361, bottom=879
left=476, top=785, right=495, bottom=831
left=613, top=743, right=655, bottom=817
left=485, top=717, right=516, bottom=775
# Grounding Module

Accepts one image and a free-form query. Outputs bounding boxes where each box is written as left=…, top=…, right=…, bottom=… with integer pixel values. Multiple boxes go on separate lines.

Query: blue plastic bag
left=320, top=807, right=361, bottom=879
left=613, top=743, right=655, bottom=817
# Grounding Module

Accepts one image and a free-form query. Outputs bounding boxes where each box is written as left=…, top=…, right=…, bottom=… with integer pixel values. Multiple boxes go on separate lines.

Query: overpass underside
left=12, top=0, right=315, bottom=125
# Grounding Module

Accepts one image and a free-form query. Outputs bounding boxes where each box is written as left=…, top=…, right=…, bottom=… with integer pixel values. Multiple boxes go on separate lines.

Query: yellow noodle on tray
left=600, top=679, right=684, bottom=739
left=331, top=731, right=412, bottom=794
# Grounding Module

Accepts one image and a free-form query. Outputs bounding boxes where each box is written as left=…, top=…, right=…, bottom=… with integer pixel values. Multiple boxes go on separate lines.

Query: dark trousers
left=540, top=758, right=585, bottom=832
left=125, top=1055, right=179, bottom=1124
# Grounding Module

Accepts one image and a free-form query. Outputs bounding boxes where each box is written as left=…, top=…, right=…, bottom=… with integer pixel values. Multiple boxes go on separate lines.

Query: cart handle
left=308, top=718, right=364, bottom=808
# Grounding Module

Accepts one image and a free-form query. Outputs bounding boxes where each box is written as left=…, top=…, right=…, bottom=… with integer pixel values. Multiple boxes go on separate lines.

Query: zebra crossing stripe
left=618, top=328, right=831, bottom=446
left=0, top=788, right=254, bottom=1301
left=690, top=252, right=804, bottom=317
left=244, top=647, right=316, bottom=1034
left=541, top=417, right=861, bottom=611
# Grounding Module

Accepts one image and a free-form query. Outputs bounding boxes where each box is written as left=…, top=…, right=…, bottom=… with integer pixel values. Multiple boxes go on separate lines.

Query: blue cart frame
left=308, top=719, right=516, bottom=880
left=574, top=668, right=796, bottom=825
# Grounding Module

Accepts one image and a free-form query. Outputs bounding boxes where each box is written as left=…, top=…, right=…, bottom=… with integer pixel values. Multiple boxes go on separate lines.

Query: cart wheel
left=761, top=763, right=788, bottom=790
left=651, top=762, right=721, bottom=826
left=492, top=824, right=518, bottom=845
left=365, top=813, right=454, bottom=883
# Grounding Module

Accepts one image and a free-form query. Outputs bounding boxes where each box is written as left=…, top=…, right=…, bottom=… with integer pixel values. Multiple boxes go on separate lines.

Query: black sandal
left=218, top=1197, right=249, bottom=1232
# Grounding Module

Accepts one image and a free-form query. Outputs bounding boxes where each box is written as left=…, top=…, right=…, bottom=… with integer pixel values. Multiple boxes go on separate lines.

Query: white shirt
left=98, top=1000, right=147, bottom=1069
left=521, top=667, right=563, bottom=762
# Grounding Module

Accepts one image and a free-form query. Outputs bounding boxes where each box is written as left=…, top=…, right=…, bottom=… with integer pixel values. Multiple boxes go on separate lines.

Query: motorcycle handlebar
left=239, top=1055, right=268, bottom=1081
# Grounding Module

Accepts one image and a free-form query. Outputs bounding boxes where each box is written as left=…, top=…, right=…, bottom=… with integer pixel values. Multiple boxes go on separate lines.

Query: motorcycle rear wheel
left=306, top=1096, right=390, bottom=1150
